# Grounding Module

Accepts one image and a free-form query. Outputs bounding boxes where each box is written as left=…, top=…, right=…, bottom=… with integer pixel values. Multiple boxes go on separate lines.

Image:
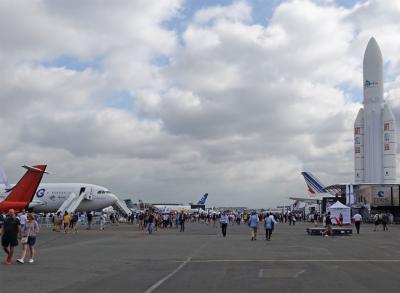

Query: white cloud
left=2, top=0, right=400, bottom=207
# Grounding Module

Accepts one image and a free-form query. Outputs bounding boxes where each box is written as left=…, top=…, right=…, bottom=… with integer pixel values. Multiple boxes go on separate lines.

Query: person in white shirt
left=100, top=214, right=106, bottom=231
left=219, top=212, right=229, bottom=237
left=353, top=213, right=362, bottom=234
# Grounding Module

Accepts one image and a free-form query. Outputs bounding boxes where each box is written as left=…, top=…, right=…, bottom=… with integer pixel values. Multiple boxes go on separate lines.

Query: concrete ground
left=1, top=220, right=400, bottom=293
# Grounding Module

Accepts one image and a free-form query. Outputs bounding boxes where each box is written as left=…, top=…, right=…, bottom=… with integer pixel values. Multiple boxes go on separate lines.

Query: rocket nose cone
left=363, top=37, right=382, bottom=64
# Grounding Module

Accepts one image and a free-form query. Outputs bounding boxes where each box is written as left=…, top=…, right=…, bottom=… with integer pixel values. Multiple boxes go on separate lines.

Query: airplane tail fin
left=197, top=193, right=208, bottom=205
left=301, top=172, right=326, bottom=195
left=2, top=165, right=47, bottom=210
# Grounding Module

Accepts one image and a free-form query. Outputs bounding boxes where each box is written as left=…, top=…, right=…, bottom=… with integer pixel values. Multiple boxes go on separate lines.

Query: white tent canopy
left=327, top=201, right=351, bottom=224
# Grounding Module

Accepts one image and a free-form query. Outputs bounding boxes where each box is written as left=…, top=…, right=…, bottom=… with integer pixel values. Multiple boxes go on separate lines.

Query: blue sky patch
left=106, top=90, right=134, bottom=112
left=41, top=55, right=102, bottom=72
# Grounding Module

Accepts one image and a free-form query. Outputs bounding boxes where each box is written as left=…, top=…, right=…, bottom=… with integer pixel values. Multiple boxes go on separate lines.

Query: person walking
left=138, top=213, right=144, bottom=230
left=17, top=213, right=39, bottom=264
left=264, top=213, right=278, bottom=241
left=382, top=213, right=389, bottom=231
left=53, top=212, right=62, bottom=232
left=322, top=212, right=332, bottom=237
left=264, top=213, right=272, bottom=241
left=63, top=211, right=71, bottom=233
left=353, top=212, right=362, bottom=234
left=178, top=212, right=185, bottom=232
left=70, top=212, right=79, bottom=233
left=162, top=213, right=169, bottom=228
left=339, top=213, right=343, bottom=226
left=373, top=213, right=379, bottom=231
left=18, top=211, right=27, bottom=231
left=220, top=212, right=229, bottom=237
left=86, top=212, right=93, bottom=230
left=147, top=212, right=155, bottom=234
left=100, top=214, right=106, bottom=231
left=249, top=211, right=259, bottom=241
left=1, top=209, right=20, bottom=265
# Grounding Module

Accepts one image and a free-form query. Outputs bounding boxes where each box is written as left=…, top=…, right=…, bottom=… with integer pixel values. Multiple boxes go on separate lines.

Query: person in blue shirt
left=219, top=212, right=229, bottom=237
left=178, top=212, right=185, bottom=232
left=264, top=213, right=277, bottom=241
left=249, top=211, right=259, bottom=241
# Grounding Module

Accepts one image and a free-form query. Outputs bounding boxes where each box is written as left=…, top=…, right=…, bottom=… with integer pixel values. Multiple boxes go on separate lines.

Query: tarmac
left=1, top=220, right=400, bottom=293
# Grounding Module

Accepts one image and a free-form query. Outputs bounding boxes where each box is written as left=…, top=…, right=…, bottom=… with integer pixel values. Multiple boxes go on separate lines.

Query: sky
left=1, top=0, right=400, bottom=208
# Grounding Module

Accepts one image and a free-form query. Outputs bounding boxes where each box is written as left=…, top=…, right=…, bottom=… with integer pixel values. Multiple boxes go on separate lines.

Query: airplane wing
left=289, top=197, right=321, bottom=204
left=289, top=193, right=336, bottom=204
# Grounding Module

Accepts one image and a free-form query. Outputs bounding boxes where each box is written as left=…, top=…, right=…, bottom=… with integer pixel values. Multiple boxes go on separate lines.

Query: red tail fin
left=0, top=165, right=47, bottom=212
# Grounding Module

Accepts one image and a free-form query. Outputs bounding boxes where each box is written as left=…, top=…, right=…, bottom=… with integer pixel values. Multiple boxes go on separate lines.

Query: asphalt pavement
left=1, top=220, right=400, bottom=293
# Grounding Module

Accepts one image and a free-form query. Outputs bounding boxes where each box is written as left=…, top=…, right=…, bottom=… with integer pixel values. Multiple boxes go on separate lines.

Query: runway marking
left=144, top=235, right=213, bottom=293
left=294, top=270, right=305, bottom=278
left=258, top=269, right=264, bottom=278
left=190, top=259, right=400, bottom=263
left=144, top=257, right=192, bottom=293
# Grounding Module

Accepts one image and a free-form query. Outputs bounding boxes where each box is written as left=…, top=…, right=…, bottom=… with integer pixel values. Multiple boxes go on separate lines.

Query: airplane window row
left=97, top=190, right=111, bottom=194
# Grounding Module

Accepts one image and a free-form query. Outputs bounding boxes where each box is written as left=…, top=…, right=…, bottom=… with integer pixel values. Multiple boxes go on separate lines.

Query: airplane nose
left=108, top=193, right=119, bottom=205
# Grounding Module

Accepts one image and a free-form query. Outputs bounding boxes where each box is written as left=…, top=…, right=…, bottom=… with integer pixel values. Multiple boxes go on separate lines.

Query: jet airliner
left=0, top=167, right=118, bottom=213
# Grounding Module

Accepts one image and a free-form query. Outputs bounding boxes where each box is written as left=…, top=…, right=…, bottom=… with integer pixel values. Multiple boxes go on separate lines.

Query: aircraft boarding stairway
left=112, top=199, right=131, bottom=217
left=56, top=191, right=87, bottom=214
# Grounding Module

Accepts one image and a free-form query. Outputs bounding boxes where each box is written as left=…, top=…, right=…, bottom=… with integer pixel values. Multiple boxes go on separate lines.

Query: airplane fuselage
left=0, top=183, right=118, bottom=213
left=153, top=204, right=193, bottom=212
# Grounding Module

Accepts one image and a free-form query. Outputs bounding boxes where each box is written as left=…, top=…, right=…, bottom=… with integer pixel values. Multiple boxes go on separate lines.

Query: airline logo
left=364, top=80, right=378, bottom=88
left=36, top=188, right=46, bottom=198
left=301, top=172, right=325, bottom=195
left=197, top=193, right=208, bottom=205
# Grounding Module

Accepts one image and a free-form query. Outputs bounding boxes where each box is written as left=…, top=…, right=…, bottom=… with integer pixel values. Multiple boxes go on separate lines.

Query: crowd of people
left=0, top=206, right=396, bottom=265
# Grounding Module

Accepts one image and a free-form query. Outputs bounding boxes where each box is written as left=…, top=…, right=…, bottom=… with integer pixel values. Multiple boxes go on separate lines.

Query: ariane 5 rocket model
left=354, top=37, right=397, bottom=183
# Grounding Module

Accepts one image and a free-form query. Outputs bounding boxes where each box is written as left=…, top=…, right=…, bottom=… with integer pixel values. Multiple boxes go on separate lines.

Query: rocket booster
left=382, top=103, right=397, bottom=182
left=354, top=108, right=364, bottom=183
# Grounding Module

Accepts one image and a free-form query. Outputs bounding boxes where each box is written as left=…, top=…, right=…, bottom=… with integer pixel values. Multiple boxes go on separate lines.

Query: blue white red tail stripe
left=301, top=172, right=325, bottom=194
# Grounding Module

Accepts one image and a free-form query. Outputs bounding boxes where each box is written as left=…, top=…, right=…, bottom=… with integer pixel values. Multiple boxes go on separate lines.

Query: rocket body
left=354, top=37, right=397, bottom=183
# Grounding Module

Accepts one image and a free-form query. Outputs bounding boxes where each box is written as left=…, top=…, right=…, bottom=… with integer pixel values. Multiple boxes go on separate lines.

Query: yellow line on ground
left=190, top=259, right=400, bottom=263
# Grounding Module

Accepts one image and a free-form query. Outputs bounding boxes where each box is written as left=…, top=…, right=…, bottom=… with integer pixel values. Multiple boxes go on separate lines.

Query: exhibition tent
left=327, top=201, right=351, bottom=224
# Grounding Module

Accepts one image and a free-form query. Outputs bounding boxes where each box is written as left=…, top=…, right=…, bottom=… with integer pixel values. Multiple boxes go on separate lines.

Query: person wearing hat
left=1, top=209, right=21, bottom=265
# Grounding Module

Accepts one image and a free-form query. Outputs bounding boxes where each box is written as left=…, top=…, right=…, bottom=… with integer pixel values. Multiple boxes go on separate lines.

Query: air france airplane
left=0, top=167, right=118, bottom=213
left=289, top=172, right=335, bottom=204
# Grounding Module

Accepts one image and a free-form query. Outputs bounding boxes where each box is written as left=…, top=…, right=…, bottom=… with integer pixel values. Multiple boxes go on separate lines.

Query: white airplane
left=0, top=167, right=118, bottom=213
left=153, top=193, right=209, bottom=213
